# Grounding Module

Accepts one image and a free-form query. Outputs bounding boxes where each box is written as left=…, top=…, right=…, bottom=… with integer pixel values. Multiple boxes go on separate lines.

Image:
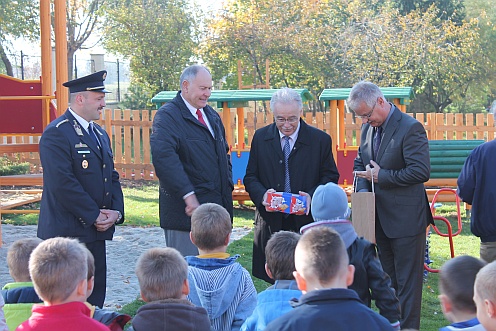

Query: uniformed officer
left=37, top=70, right=124, bottom=308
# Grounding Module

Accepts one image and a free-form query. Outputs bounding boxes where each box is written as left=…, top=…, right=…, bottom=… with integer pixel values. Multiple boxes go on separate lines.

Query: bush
left=121, top=83, right=155, bottom=110
left=0, top=156, right=30, bottom=176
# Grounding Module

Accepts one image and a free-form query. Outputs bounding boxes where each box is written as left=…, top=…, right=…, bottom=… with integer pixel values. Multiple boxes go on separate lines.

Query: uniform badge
left=73, top=120, right=83, bottom=136
left=73, top=120, right=84, bottom=136
left=82, top=160, right=88, bottom=169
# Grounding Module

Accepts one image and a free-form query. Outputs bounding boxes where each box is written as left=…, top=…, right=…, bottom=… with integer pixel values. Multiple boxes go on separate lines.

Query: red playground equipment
left=0, top=75, right=56, bottom=134
left=424, top=188, right=464, bottom=273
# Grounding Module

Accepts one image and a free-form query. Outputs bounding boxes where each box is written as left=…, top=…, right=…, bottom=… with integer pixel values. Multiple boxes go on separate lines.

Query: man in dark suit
left=350, top=81, right=432, bottom=329
left=38, top=70, right=124, bottom=308
left=150, top=65, right=233, bottom=256
left=244, top=87, right=340, bottom=283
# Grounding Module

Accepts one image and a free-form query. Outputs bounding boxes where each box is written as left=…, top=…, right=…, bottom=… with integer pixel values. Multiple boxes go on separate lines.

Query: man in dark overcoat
left=150, top=65, right=233, bottom=256
left=244, top=87, right=339, bottom=283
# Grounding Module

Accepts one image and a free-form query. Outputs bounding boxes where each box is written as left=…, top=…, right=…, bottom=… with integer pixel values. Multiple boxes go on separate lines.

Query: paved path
left=0, top=224, right=251, bottom=309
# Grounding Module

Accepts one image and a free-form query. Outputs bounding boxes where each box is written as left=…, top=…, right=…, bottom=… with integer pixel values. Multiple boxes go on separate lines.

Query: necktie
left=196, top=109, right=207, bottom=127
left=89, top=123, right=101, bottom=148
left=373, top=126, right=382, bottom=158
left=283, top=136, right=291, bottom=193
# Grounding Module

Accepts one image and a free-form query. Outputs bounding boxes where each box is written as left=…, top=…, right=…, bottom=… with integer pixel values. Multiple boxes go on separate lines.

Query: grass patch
left=2, top=181, right=257, bottom=228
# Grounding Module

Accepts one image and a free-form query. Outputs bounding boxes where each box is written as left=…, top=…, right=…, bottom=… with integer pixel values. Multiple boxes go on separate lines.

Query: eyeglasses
left=275, top=116, right=300, bottom=125
left=355, top=100, right=377, bottom=119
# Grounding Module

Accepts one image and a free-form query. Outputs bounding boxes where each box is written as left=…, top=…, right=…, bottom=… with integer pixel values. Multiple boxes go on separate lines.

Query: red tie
left=196, top=109, right=207, bottom=127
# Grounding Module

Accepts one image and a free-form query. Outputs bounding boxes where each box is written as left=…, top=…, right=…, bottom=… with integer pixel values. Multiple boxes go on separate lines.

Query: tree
left=65, top=0, right=105, bottom=80
left=390, top=0, right=466, bottom=23
left=0, top=0, right=39, bottom=76
left=462, top=0, right=496, bottom=112
left=102, top=0, right=196, bottom=94
left=202, top=0, right=487, bottom=113
left=338, top=1, right=485, bottom=112
left=202, top=0, right=291, bottom=89
left=201, top=0, right=338, bottom=108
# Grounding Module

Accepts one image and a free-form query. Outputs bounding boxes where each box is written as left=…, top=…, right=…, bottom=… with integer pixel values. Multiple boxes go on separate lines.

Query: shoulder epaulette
left=55, top=119, right=69, bottom=128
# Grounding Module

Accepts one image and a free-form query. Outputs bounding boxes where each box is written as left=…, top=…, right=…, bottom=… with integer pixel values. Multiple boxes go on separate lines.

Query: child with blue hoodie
left=187, top=203, right=257, bottom=331
left=301, top=182, right=401, bottom=330
left=241, top=231, right=302, bottom=331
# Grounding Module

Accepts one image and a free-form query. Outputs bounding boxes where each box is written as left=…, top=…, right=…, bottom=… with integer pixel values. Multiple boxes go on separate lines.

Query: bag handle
left=353, top=168, right=375, bottom=193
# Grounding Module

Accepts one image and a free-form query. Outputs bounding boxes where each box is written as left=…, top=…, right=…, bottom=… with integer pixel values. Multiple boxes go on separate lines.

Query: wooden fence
left=1, top=109, right=496, bottom=180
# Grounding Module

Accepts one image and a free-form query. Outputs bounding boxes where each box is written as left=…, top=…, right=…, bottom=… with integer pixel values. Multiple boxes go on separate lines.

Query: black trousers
left=375, top=219, right=425, bottom=330
left=84, top=240, right=107, bottom=308
left=252, top=210, right=307, bottom=283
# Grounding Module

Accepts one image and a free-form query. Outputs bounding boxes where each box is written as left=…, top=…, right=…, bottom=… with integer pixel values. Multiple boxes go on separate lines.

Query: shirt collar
left=180, top=93, right=202, bottom=117
left=68, top=108, right=91, bottom=132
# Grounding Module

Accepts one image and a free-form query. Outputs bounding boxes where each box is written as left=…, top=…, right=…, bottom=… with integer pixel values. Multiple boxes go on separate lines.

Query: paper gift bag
left=351, top=172, right=376, bottom=243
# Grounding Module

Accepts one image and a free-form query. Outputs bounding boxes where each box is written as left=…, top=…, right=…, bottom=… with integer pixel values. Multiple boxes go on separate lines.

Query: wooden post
left=329, top=100, right=338, bottom=165
left=223, top=102, right=232, bottom=148
left=54, top=0, right=68, bottom=115
left=40, top=0, right=52, bottom=124
left=236, top=107, right=245, bottom=148
left=337, top=100, right=345, bottom=150
left=392, top=98, right=406, bottom=112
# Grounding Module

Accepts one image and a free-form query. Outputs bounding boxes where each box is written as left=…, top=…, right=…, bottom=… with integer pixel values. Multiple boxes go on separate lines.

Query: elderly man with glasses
left=244, top=87, right=340, bottom=283
left=349, top=81, right=433, bottom=330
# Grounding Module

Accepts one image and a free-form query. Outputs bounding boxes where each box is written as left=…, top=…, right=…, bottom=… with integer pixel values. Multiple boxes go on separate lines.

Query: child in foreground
left=301, top=182, right=400, bottom=329
left=241, top=231, right=302, bottom=331
left=438, top=255, right=486, bottom=331
left=187, top=203, right=257, bottom=331
left=474, top=260, right=496, bottom=331
left=132, top=247, right=211, bottom=331
left=16, top=237, right=108, bottom=331
left=1, top=238, right=43, bottom=330
left=266, top=226, right=393, bottom=331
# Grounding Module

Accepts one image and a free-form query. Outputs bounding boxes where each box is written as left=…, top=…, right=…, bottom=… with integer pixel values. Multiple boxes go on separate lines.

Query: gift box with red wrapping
left=265, top=192, right=307, bottom=215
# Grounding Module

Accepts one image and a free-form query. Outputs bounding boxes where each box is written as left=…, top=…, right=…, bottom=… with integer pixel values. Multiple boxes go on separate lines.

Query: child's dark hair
left=265, top=231, right=300, bottom=280
left=439, top=255, right=486, bottom=312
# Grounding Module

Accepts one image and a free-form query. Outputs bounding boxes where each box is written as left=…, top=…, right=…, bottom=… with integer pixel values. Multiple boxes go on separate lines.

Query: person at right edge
left=458, top=138, right=496, bottom=263
left=350, top=81, right=433, bottom=330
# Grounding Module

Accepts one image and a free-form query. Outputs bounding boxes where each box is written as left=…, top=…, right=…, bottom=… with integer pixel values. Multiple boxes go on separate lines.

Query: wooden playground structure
left=0, top=0, right=71, bottom=243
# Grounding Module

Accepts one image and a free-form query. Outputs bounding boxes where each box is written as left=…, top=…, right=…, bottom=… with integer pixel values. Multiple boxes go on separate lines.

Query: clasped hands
left=262, top=188, right=311, bottom=215
left=94, top=209, right=120, bottom=232
left=354, top=160, right=380, bottom=183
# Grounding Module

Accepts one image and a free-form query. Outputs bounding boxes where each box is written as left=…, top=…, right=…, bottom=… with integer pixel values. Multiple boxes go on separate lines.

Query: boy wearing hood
left=301, top=182, right=401, bottom=330
left=187, top=203, right=257, bottom=331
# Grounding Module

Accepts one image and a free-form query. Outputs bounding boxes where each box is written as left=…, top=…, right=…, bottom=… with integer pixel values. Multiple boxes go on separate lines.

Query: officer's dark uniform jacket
left=37, top=110, right=124, bottom=242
